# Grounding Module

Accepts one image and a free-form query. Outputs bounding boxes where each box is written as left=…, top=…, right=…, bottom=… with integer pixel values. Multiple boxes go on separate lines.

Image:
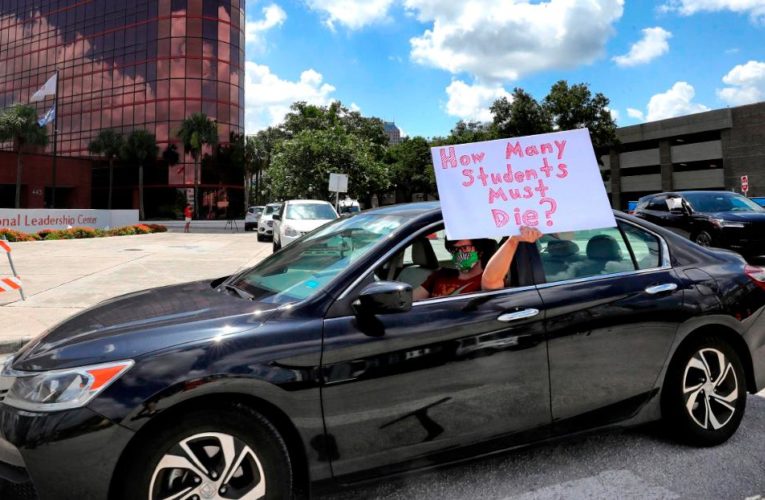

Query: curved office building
left=0, top=0, right=245, bottom=213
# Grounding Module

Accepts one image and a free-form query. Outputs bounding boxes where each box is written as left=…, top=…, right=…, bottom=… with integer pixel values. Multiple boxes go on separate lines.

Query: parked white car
left=257, top=203, right=282, bottom=241
left=272, top=200, right=339, bottom=251
left=244, top=205, right=264, bottom=232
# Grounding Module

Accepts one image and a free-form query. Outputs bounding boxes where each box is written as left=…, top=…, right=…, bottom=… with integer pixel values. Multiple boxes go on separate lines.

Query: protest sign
left=431, top=128, right=616, bottom=239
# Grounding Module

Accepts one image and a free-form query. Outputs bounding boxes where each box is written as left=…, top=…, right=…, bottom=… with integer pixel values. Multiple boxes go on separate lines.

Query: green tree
left=178, top=113, right=217, bottom=217
left=543, top=80, right=618, bottom=150
left=431, top=120, right=495, bottom=146
left=490, top=89, right=553, bottom=138
left=162, top=143, right=180, bottom=169
left=121, top=130, right=158, bottom=220
left=88, top=129, right=124, bottom=210
left=0, top=104, right=48, bottom=208
left=246, top=127, right=285, bottom=205
left=386, top=136, right=436, bottom=202
left=268, top=128, right=390, bottom=204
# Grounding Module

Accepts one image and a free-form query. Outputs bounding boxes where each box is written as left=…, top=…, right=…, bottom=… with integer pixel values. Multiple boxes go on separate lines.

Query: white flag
left=38, top=105, right=56, bottom=127
left=30, top=73, right=57, bottom=102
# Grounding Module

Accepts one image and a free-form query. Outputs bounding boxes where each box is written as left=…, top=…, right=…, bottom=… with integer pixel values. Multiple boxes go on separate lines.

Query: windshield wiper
left=220, top=283, right=254, bottom=300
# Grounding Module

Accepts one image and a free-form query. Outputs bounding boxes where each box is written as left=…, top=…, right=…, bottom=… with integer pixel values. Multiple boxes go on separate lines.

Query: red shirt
left=184, top=206, right=192, bottom=218
left=421, top=268, right=482, bottom=298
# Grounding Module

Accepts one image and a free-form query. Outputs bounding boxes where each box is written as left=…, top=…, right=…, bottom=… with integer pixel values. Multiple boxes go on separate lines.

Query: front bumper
left=0, top=404, right=134, bottom=500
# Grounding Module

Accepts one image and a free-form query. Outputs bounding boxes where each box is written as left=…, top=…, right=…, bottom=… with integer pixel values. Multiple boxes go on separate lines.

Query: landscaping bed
left=0, top=224, right=168, bottom=242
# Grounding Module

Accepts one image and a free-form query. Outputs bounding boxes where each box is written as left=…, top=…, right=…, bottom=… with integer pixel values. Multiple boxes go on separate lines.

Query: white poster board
left=431, top=128, right=615, bottom=239
left=328, top=173, right=348, bottom=193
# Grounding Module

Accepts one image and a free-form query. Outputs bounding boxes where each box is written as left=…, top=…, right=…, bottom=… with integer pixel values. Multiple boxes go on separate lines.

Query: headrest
left=545, top=239, right=579, bottom=258
left=411, top=238, right=438, bottom=268
left=586, top=235, right=622, bottom=261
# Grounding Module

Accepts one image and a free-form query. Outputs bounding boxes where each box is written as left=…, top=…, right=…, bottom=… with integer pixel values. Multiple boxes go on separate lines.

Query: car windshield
left=683, top=192, right=764, bottom=213
left=286, top=203, right=337, bottom=220
left=229, top=213, right=405, bottom=304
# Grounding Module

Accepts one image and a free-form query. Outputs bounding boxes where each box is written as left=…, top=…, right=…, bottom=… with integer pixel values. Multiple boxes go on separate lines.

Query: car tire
left=118, top=404, right=293, bottom=500
left=257, top=232, right=264, bottom=242
left=661, top=334, right=747, bottom=447
left=693, top=230, right=714, bottom=247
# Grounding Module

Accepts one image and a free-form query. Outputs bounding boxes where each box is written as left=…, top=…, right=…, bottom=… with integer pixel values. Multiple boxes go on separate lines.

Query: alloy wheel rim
left=149, top=432, right=266, bottom=500
left=695, top=232, right=712, bottom=247
left=682, top=348, right=738, bottom=431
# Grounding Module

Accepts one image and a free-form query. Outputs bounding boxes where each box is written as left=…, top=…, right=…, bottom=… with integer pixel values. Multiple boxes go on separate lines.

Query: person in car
left=413, top=226, right=543, bottom=300
left=482, top=226, right=543, bottom=290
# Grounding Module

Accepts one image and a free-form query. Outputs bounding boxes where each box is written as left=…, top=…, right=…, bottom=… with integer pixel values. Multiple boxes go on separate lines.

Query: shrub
left=145, top=223, right=168, bottom=233
left=69, top=227, right=100, bottom=238
left=37, top=228, right=56, bottom=239
left=133, top=224, right=151, bottom=234
left=107, top=226, right=137, bottom=236
left=0, top=228, right=39, bottom=242
left=42, top=229, right=75, bottom=240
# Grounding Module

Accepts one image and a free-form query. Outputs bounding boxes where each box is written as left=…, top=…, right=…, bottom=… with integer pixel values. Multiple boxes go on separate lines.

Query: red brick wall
left=0, top=151, right=92, bottom=208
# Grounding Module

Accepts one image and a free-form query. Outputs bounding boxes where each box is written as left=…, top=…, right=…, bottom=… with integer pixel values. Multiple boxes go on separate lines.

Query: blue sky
left=243, top=0, right=765, bottom=138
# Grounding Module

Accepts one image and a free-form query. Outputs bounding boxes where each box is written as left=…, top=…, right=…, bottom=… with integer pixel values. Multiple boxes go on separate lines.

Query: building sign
left=0, top=209, right=138, bottom=233
left=431, top=128, right=615, bottom=239
left=741, top=175, right=749, bottom=195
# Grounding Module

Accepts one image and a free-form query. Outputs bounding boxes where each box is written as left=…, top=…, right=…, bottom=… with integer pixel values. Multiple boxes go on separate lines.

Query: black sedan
left=634, top=190, right=765, bottom=257
left=1, top=202, right=765, bottom=500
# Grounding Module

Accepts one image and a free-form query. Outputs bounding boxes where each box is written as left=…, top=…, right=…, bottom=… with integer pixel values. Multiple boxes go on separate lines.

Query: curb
left=0, top=338, right=31, bottom=355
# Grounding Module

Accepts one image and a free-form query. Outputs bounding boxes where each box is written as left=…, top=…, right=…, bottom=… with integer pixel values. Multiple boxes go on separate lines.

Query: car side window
left=537, top=227, right=635, bottom=283
left=620, top=222, right=662, bottom=269
left=647, top=196, right=668, bottom=211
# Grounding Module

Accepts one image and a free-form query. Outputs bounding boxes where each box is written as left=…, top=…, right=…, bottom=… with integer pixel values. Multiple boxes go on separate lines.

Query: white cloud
left=630, top=82, right=709, bottom=122
left=306, top=0, right=396, bottom=30
left=349, top=102, right=361, bottom=112
left=406, top=0, right=624, bottom=82
left=717, top=60, right=765, bottom=106
left=605, top=107, right=620, bottom=122
left=662, top=0, right=765, bottom=22
left=444, top=80, right=511, bottom=122
left=244, top=62, right=336, bottom=132
left=612, top=27, right=671, bottom=67
left=627, top=108, right=645, bottom=121
left=245, top=4, right=287, bottom=50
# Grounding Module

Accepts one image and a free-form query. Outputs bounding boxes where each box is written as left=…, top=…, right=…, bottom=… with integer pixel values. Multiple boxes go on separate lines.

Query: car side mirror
left=353, top=281, right=412, bottom=315
left=272, top=214, right=281, bottom=221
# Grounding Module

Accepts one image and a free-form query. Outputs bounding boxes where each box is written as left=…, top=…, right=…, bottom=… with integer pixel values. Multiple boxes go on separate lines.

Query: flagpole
left=50, top=69, right=59, bottom=208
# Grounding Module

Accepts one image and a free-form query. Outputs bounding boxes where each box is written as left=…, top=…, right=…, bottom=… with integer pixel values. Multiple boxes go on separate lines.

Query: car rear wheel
left=662, top=335, right=746, bottom=446
left=118, top=405, right=293, bottom=500
left=693, top=230, right=714, bottom=247
left=257, top=233, right=264, bottom=242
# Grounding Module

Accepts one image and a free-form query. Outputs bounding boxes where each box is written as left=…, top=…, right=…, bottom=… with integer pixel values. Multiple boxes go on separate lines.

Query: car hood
left=12, top=280, right=283, bottom=371
left=283, top=218, right=334, bottom=232
left=707, top=211, right=765, bottom=222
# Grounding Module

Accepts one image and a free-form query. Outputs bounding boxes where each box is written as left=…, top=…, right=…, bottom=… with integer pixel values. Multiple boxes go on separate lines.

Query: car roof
left=285, top=199, right=333, bottom=205
left=640, top=190, right=738, bottom=201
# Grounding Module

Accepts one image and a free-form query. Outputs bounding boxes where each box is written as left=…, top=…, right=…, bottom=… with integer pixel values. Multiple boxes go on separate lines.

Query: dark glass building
left=0, top=0, right=245, bottom=215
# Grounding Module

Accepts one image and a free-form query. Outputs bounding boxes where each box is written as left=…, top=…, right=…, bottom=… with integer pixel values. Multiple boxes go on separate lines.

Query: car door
left=535, top=220, right=690, bottom=426
left=320, top=224, right=551, bottom=480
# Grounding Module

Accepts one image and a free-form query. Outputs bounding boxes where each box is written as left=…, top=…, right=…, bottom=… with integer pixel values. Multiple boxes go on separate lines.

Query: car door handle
left=497, top=308, right=540, bottom=322
left=645, top=283, right=678, bottom=294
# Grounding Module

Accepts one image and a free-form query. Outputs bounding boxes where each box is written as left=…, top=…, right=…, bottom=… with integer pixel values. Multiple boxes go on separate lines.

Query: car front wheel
left=662, top=335, right=746, bottom=446
left=118, top=405, right=293, bottom=500
left=693, top=230, right=714, bottom=247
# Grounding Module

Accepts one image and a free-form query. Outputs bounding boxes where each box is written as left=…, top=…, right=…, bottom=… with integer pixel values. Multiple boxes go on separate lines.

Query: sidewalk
left=0, top=232, right=271, bottom=350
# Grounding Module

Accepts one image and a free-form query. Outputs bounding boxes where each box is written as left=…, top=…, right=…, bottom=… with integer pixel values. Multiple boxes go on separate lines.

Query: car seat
left=396, top=238, right=439, bottom=287
left=541, top=239, right=580, bottom=279
left=574, top=234, right=623, bottom=277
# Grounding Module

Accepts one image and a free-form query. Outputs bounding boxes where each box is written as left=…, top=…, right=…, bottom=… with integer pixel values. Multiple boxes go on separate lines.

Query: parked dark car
left=2, top=202, right=765, bottom=500
left=634, top=191, right=765, bottom=257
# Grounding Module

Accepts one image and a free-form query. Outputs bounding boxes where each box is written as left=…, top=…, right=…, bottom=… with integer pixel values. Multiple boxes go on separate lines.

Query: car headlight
left=711, top=218, right=745, bottom=229
left=284, top=225, right=300, bottom=237
left=2, top=360, right=133, bottom=412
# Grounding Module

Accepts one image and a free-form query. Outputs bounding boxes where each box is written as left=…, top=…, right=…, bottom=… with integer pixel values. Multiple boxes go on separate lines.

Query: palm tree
left=121, top=130, right=158, bottom=220
left=0, top=104, right=49, bottom=208
left=177, top=113, right=217, bottom=217
left=88, top=129, right=124, bottom=210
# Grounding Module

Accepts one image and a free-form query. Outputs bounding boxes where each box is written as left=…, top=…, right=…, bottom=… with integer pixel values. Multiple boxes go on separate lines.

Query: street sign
left=329, top=173, right=348, bottom=193
left=742, top=175, right=749, bottom=195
